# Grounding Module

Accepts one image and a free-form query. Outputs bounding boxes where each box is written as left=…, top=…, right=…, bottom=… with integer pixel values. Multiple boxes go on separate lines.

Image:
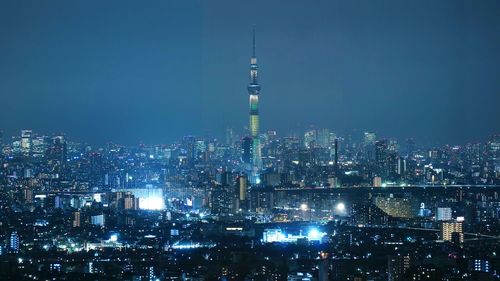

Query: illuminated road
left=355, top=224, right=500, bottom=241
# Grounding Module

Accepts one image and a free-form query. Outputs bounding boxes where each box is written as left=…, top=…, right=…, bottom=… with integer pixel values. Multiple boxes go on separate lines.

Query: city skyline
left=1, top=0, right=499, bottom=145
left=0, top=2, right=499, bottom=279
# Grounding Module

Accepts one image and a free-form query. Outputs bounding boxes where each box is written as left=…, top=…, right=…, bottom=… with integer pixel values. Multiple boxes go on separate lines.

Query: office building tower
left=21, top=129, right=32, bottom=156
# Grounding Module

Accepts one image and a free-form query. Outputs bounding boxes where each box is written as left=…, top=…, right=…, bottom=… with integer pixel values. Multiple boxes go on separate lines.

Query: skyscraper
left=241, top=136, right=252, bottom=166
left=304, top=129, right=317, bottom=149
left=247, top=28, right=262, bottom=183
left=238, top=175, right=248, bottom=201
left=73, top=211, right=81, bottom=227
left=21, top=129, right=32, bottom=157
left=375, top=139, right=389, bottom=177
left=363, top=132, right=377, bottom=162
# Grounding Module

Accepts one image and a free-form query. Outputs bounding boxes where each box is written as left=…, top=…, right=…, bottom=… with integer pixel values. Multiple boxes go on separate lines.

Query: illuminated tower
left=248, top=28, right=262, bottom=183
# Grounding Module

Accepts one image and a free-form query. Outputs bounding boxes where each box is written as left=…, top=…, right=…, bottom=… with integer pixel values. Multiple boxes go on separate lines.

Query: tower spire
left=252, top=26, right=256, bottom=57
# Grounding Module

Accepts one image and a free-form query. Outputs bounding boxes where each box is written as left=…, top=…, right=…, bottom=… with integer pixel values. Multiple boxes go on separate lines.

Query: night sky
left=0, top=0, right=499, bottom=145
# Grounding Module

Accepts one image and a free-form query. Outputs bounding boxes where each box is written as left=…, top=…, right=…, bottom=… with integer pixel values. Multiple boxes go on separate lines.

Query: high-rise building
left=247, top=28, right=262, bottom=183
left=404, top=138, right=416, bottom=157
left=21, top=129, right=32, bottom=156
left=216, top=170, right=234, bottom=186
left=210, top=185, right=234, bottom=216
left=363, top=132, right=377, bottom=145
left=363, top=132, right=377, bottom=162
left=317, top=129, right=331, bottom=148
left=487, top=134, right=500, bottom=175
left=318, top=252, right=329, bottom=281
left=182, top=136, right=196, bottom=166
left=241, top=136, right=252, bottom=166
left=396, top=157, right=406, bottom=175
left=226, top=128, right=234, bottom=146
left=436, top=207, right=452, bottom=221
left=124, top=193, right=138, bottom=210
left=375, top=140, right=389, bottom=177
left=441, top=220, right=463, bottom=243
left=73, top=211, right=81, bottom=227
left=47, top=136, right=67, bottom=163
left=32, top=136, right=49, bottom=158
left=239, top=175, right=248, bottom=201
left=388, top=139, right=399, bottom=152
left=304, top=129, right=317, bottom=149
left=334, top=138, right=339, bottom=172
left=23, top=187, right=34, bottom=203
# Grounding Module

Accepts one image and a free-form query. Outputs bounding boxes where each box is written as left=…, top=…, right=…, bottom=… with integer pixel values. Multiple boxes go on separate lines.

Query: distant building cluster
left=0, top=126, right=498, bottom=280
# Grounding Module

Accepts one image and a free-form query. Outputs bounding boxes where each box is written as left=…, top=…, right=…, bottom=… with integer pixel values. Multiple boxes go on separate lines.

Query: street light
left=336, top=202, right=346, bottom=212
left=300, top=203, right=308, bottom=211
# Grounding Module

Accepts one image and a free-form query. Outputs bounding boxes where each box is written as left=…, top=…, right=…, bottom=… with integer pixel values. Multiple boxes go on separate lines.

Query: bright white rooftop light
left=336, top=202, right=346, bottom=212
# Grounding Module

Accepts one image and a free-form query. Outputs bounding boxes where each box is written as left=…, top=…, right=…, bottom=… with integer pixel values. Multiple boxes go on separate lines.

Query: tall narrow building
left=248, top=28, right=262, bottom=184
